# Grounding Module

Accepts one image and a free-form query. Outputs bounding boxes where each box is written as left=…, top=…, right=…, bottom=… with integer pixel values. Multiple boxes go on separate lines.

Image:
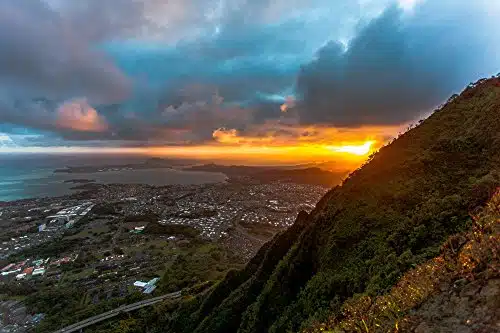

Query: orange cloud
left=212, top=128, right=274, bottom=145
left=56, top=98, right=108, bottom=132
left=280, top=96, right=296, bottom=113
left=208, top=123, right=403, bottom=169
left=212, top=122, right=400, bottom=148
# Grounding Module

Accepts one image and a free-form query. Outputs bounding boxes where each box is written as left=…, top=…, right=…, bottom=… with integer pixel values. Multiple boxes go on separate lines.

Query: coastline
left=0, top=168, right=227, bottom=202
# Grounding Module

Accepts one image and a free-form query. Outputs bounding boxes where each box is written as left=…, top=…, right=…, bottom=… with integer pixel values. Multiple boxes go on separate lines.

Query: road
left=51, top=291, right=182, bottom=333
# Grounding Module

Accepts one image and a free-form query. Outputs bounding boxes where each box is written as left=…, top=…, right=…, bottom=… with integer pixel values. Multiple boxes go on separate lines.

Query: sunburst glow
left=327, top=141, right=375, bottom=156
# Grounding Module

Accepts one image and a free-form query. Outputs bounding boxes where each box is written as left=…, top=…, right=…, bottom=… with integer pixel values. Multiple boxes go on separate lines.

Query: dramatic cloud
left=0, top=0, right=499, bottom=148
left=212, top=121, right=399, bottom=147
left=0, top=0, right=131, bottom=104
left=296, top=1, right=500, bottom=126
left=56, top=99, right=108, bottom=132
left=50, top=0, right=151, bottom=42
left=280, top=96, right=296, bottom=113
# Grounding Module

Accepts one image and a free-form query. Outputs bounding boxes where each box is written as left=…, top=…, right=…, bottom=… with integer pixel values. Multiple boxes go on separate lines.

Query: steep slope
left=163, top=211, right=311, bottom=333
left=169, top=77, right=500, bottom=333
left=306, top=189, right=499, bottom=332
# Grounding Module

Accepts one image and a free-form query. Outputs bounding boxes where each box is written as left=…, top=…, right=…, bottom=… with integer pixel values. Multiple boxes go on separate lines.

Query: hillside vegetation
left=186, top=77, right=500, bottom=332
left=104, top=77, right=500, bottom=333
left=307, top=189, right=499, bottom=332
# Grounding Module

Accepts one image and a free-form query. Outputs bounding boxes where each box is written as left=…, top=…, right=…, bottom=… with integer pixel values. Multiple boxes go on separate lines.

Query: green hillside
left=307, top=188, right=499, bottom=332
left=176, top=78, right=499, bottom=332
left=103, top=77, right=500, bottom=333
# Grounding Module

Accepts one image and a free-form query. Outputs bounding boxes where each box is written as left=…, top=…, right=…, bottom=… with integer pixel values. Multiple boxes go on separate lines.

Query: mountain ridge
left=176, top=77, right=500, bottom=332
left=184, top=164, right=345, bottom=187
left=162, top=77, right=500, bottom=333
left=100, top=76, right=500, bottom=333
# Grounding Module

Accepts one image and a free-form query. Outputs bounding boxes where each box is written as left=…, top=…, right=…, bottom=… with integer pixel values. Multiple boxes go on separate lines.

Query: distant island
left=54, top=157, right=190, bottom=174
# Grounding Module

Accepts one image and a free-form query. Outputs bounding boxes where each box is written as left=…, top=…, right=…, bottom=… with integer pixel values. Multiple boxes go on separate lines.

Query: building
left=23, top=267, right=34, bottom=275
left=130, top=226, right=145, bottom=234
left=143, top=277, right=160, bottom=294
left=32, top=259, right=44, bottom=267
left=133, top=281, right=147, bottom=288
left=1, top=269, right=21, bottom=276
left=133, top=277, right=160, bottom=294
left=1, top=263, right=14, bottom=272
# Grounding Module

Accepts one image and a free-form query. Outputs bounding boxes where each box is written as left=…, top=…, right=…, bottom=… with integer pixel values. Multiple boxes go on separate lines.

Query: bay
left=0, top=154, right=226, bottom=202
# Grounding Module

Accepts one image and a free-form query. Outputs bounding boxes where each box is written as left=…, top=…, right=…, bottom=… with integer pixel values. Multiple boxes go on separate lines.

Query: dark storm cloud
left=1, top=0, right=500, bottom=147
left=0, top=0, right=131, bottom=105
left=0, top=0, right=371, bottom=145
left=53, top=0, right=150, bottom=42
left=95, top=18, right=309, bottom=143
left=0, top=97, right=111, bottom=143
left=98, top=0, right=500, bottom=143
left=296, top=2, right=500, bottom=126
left=105, top=18, right=308, bottom=104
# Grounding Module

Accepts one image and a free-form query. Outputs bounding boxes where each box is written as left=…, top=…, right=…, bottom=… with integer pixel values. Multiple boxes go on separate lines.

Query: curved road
left=51, top=291, right=182, bottom=333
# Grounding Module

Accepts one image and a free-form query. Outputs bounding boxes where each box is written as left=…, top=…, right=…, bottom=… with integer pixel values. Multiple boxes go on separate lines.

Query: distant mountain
left=185, top=164, right=345, bottom=187
left=144, top=157, right=195, bottom=167
left=185, top=163, right=269, bottom=176
left=53, top=158, right=194, bottom=173
left=252, top=167, right=345, bottom=187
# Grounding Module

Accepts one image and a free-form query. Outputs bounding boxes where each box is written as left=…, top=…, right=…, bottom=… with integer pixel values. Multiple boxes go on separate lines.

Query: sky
left=0, top=0, right=499, bottom=164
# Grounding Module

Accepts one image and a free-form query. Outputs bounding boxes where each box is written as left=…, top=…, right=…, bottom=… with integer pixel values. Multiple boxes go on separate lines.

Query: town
left=0, top=179, right=328, bottom=332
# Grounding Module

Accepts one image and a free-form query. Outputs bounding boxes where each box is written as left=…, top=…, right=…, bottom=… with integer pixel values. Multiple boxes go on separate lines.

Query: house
left=32, top=267, right=45, bottom=276
left=132, top=277, right=160, bottom=294
left=23, top=267, right=34, bottom=275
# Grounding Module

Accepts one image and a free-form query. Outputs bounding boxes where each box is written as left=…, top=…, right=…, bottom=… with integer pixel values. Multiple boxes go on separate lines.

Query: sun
left=327, top=141, right=375, bottom=156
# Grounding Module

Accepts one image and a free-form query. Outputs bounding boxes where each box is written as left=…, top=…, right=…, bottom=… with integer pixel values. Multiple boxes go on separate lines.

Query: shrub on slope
left=306, top=189, right=499, bottom=332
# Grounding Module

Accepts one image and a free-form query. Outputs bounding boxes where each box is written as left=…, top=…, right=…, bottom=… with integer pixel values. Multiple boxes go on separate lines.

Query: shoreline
left=0, top=168, right=227, bottom=203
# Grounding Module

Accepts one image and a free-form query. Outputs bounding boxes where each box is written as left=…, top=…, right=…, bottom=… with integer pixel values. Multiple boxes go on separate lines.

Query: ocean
left=0, top=154, right=226, bottom=202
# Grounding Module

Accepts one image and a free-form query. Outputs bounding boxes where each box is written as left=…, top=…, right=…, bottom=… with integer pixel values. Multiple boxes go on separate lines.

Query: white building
left=133, top=277, right=160, bottom=294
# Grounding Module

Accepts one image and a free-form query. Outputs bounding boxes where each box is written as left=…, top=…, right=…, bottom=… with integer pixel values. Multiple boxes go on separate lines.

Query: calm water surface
left=0, top=154, right=225, bottom=201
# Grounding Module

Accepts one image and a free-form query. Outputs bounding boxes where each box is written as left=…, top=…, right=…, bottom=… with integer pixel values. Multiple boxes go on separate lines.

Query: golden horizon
left=0, top=140, right=382, bottom=171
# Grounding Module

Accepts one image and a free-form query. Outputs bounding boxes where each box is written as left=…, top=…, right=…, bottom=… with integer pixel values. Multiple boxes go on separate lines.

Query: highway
left=51, top=291, right=182, bottom=333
